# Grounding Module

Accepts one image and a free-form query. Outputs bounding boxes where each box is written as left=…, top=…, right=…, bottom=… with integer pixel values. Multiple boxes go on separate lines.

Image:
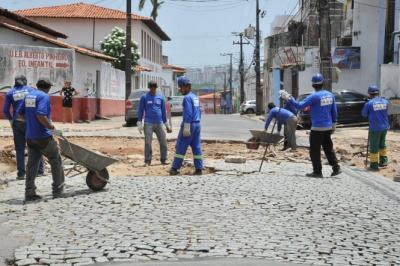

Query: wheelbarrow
left=57, top=136, right=118, bottom=191
left=247, top=130, right=284, bottom=172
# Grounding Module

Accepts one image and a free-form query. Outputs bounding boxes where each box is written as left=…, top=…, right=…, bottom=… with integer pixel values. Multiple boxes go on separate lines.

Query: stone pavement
left=1, top=160, right=400, bottom=266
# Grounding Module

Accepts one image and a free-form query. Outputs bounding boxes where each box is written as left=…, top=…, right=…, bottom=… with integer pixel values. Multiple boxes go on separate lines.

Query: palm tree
left=139, top=0, right=164, bottom=21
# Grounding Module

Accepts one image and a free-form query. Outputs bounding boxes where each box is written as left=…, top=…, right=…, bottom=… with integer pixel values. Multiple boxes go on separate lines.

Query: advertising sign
left=332, top=47, right=361, bottom=69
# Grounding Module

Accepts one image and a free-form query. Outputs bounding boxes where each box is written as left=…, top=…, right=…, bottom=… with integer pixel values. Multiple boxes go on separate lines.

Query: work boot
left=52, top=187, right=65, bottom=199
left=144, top=161, right=151, bottom=167
left=379, top=157, right=388, bottom=167
left=369, top=163, right=379, bottom=171
left=16, top=175, right=25, bottom=180
left=306, top=172, right=323, bottom=178
left=281, top=146, right=290, bottom=151
left=169, top=168, right=179, bottom=176
left=194, top=169, right=203, bottom=176
left=161, top=161, right=168, bottom=165
left=25, top=194, right=42, bottom=202
left=331, top=165, right=342, bottom=177
left=37, top=171, right=46, bottom=177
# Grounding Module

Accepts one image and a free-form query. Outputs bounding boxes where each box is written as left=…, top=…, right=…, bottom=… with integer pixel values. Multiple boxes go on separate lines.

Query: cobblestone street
left=1, top=161, right=400, bottom=266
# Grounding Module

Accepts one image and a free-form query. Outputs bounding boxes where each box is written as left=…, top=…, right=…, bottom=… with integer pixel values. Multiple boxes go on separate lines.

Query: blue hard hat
left=311, top=73, right=324, bottom=85
left=368, top=85, right=379, bottom=94
left=177, top=76, right=191, bottom=87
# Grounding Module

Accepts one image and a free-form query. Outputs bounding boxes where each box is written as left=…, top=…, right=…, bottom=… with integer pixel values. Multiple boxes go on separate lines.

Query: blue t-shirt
left=361, top=97, right=389, bottom=132
left=284, top=100, right=298, bottom=115
left=137, top=92, right=167, bottom=124
left=289, top=90, right=337, bottom=129
left=20, top=90, right=52, bottom=140
left=3, top=85, right=33, bottom=121
left=264, top=107, right=295, bottom=132
left=183, top=92, right=201, bottom=124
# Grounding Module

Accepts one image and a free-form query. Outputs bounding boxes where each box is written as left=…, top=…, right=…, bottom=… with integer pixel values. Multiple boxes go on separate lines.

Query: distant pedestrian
left=265, top=102, right=297, bottom=151
left=136, top=81, right=172, bottom=166
left=3, top=75, right=45, bottom=180
left=281, top=73, right=341, bottom=178
left=170, top=76, right=203, bottom=175
left=60, top=81, right=79, bottom=123
left=361, top=85, right=389, bottom=171
left=19, top=78, right=65, bottom=201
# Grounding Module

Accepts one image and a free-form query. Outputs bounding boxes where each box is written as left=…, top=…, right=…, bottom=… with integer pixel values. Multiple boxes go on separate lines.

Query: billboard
left=0, top=44, right=74, bottom=93
left=332, top=47, right=361, bottom=69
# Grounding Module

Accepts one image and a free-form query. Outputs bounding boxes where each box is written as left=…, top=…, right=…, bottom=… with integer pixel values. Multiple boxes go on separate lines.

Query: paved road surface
left=1, top=160, right=400, bottom=266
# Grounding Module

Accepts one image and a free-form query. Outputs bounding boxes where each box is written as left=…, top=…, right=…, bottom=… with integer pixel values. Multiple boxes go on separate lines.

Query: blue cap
left=368, top=85, right=379, bottom=94
left=177, top=76, right=191, bottom=87
left=311, top=73, right=324, bottom=85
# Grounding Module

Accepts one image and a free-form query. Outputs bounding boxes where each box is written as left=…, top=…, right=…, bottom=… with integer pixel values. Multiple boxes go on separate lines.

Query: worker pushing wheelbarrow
left=57, top=134, right=118, bottom=191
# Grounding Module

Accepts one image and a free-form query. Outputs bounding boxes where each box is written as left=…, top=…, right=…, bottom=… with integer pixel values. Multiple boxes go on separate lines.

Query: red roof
left=0, top=22, right=115, bottom=62
left=0, top=7, right=67, bottom=38
left=15, top=2, right=170, bottom=41
left=163, top=64, right=186, bottom=73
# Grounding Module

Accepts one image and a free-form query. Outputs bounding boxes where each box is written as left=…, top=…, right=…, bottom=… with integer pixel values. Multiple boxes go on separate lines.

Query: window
left=340, top=92, right=366, bottom=102
left=141, top=30, right=144, bottom=57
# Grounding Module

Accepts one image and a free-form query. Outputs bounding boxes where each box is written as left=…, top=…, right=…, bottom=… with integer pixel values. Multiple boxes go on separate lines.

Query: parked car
left=297, top=90, right=369, bottom=128
left=125, top=89, right=171, bottom=126
left=169, top=96, right=184, bottom=116
left=240, top=100, right=256, bottom=114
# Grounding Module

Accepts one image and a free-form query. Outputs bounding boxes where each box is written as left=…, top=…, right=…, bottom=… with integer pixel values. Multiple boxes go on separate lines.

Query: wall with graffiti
left=0, top=44, right=74, bottom=93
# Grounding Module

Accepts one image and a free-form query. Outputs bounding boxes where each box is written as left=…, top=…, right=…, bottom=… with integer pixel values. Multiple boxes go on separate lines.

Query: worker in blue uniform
left=136, top=81, right=172, bottom=166
left=3, top=75, right=44, bottom=180
left=265, top=102, right=297, bottom=151
left=170, top=76, right=203, bottom=175
left=18, top=78, right=65, bottom=201
left=281, top=73, right=341, bottom=178
left=361, top=85, right=389, bottom=171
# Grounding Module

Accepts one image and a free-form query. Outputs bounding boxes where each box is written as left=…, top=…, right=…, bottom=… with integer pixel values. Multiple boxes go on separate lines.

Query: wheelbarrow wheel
left=86, top=169, right=109, bottom=191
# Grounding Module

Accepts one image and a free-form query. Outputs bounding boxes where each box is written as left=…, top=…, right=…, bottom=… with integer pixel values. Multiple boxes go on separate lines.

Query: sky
left=1, top=0, right=298, bottom=68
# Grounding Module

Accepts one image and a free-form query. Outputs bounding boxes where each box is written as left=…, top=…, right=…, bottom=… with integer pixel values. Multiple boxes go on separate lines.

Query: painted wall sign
left=0, top=44, right=74, bottom=93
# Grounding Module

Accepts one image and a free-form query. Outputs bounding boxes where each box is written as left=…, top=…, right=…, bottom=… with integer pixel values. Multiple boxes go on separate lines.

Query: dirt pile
left=0, top=134, right=399, bottom=181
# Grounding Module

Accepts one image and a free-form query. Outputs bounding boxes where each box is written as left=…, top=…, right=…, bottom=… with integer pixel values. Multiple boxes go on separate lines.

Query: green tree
left=139, top=0, right=164, bottom=21
left=100, top=27, right=140, bottom=71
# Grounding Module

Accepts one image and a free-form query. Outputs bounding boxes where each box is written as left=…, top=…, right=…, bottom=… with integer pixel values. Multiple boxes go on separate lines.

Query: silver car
left=125, top=89, right=148, bottom=125
left=240, top=100, right=256, bottom=114
left=125, top=89, right=171, bottom=126
left=169, top=96, right=184, bottom=116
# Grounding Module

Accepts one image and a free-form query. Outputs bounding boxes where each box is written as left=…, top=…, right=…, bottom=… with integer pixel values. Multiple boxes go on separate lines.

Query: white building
left=0, top=7, right=125, bottom=121
left=15, top=2, right=170, bottom=91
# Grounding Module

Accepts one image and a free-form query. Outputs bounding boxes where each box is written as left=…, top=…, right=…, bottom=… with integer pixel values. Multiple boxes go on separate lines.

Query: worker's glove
left=51, top=129, right=63, bottom=137
left=137, top=121, right=143, bottom=134
left=279, top=90, right=291, bottom=100
left=183, top=123, right=191, bottom=137
left=165, top=123, right=172, bottom=133
left=331, top=123, right=336, bottom=134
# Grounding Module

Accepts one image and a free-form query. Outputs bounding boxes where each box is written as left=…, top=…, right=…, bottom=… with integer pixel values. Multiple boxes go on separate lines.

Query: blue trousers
left=12, top=120, right=44, bottom=177
left=172, top=123, right=203, bottom=170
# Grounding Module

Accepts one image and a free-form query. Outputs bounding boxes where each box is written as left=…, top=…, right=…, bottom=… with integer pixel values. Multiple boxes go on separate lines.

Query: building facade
left=15, top=2, right=170, bottom=91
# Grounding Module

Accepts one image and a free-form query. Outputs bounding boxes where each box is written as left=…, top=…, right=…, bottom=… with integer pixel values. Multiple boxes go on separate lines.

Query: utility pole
left=220, top=53, right=233, bottom=113
left=125, top=0, right=132, bottom=102
left=233, top=33, right=249, bottom=104
left=318, top=0, right=332, bottom=91
left=255, top=0, right=262, bottom=115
